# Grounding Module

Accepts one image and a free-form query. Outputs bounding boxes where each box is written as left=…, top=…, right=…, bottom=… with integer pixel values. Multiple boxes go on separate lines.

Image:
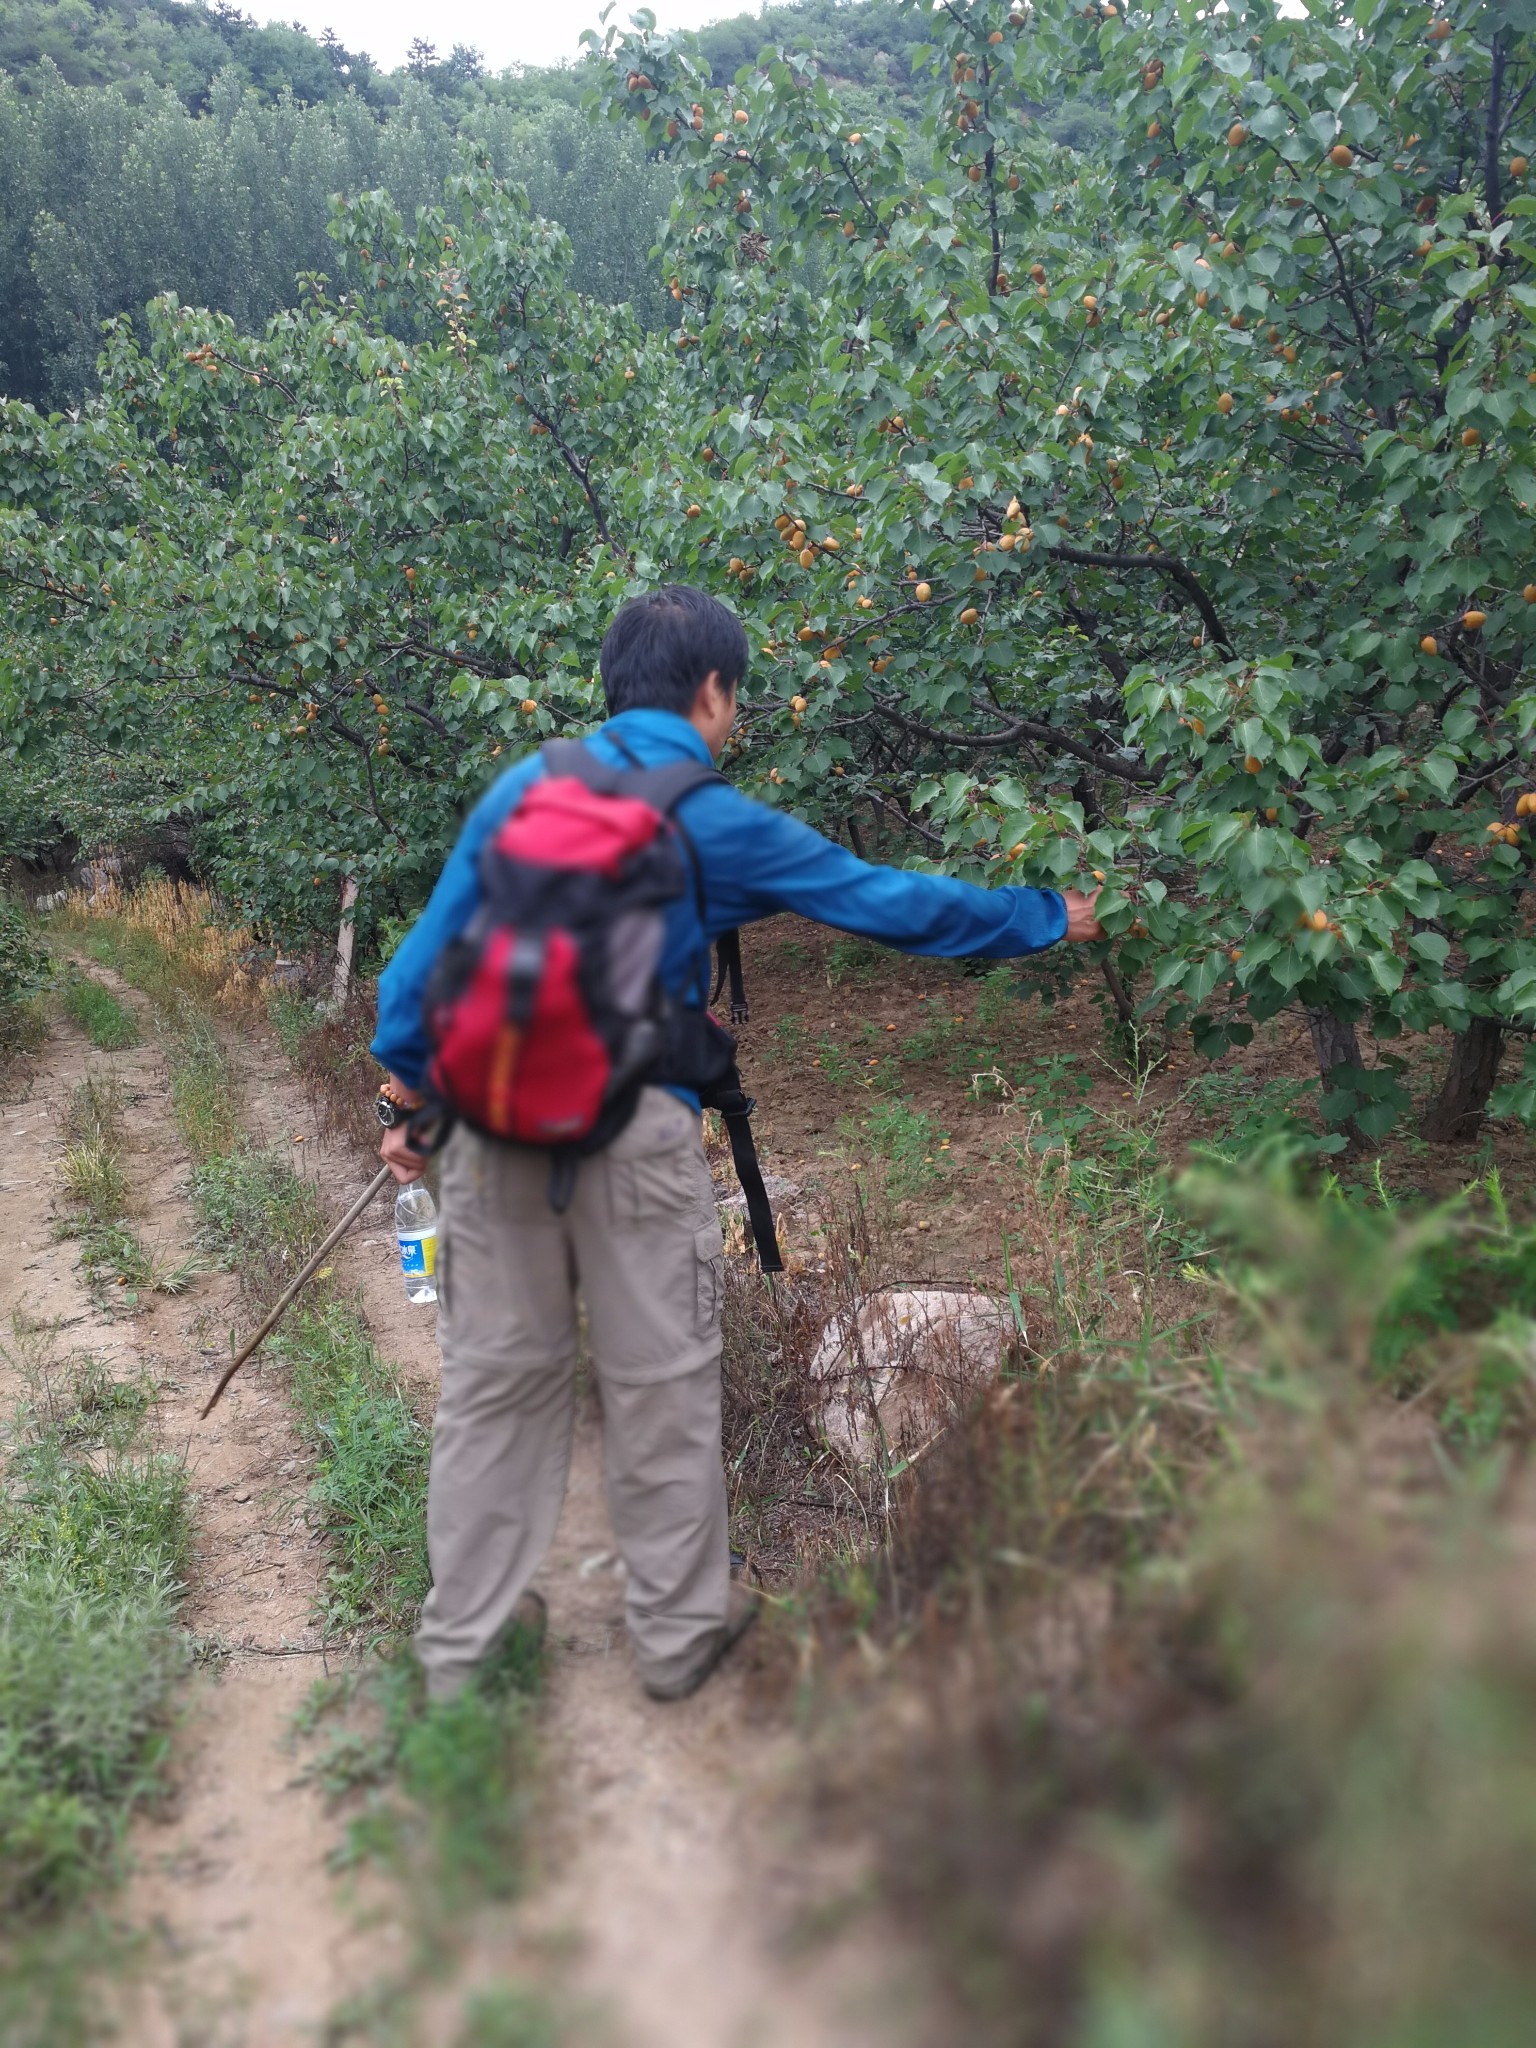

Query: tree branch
left=1047, top=543, right=1233, bottom=652
left=870, top=693, right=1155, bottom=784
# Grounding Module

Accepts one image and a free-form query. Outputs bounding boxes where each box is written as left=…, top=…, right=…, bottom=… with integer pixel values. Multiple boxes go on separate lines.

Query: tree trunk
left=1306, top=1006, right=1366, bottom=1152
left=1100, top=957, right=1153, bottom=1073
left=1420, top=1015, right=1506, bottom=1144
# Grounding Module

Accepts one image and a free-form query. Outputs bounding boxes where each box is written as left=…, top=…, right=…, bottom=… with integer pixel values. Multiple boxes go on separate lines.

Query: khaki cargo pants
left=414, top=1089, right=729, bottom=1700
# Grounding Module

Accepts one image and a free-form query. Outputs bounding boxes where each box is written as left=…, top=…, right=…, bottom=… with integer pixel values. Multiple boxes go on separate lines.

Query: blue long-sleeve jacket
left=372, top=707, right=1066, bottom=1090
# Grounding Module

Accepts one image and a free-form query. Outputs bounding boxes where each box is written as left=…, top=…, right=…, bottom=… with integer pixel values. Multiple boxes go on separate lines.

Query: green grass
left=299, top=1614, right=543, bottom=1947
left=280, top=1300, right=432, bottom=1636
left=183, top=1142, right=430, bottom=1632
left=75, top=1222, right=201, bottom=1311
left=56, top=1071, right=132, bottom=1234
left=58, top=971, right=137, bottom=1051
left=52, top=1070, right=198, bottom=1306
left=57, top=1139, right=129, bottom=1227
left=191, top=1142, right=324, bottom=1305
left=839, top=1097, right=949, bottom=1201
left=455, top=1984, right=563, bottom=2048
left=164, top=1006, right=243, bottom=1163
left=0, top=1331, right=190, bottom=2044
left=63, top=919, right=205, bottom=1014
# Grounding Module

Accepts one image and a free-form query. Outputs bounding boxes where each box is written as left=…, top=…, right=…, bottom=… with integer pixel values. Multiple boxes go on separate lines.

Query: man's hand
left=379, top=1073, right=428, bottom=1184
left=1061, top=887, right=1105, bottom=943
left=381, top=1122, right=429, bottom=1185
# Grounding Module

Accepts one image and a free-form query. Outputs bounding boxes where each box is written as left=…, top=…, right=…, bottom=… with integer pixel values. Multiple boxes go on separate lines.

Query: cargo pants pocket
left=694, top=1221, right=725, bottom=1341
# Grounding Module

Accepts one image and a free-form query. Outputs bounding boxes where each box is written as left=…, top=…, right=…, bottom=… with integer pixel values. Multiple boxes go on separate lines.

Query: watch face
left=375, top=1095, right=399, bottom=1128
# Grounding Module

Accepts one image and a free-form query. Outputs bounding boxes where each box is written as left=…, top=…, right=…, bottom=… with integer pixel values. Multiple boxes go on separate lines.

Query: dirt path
left=0, top=974, right=406, bottom=2043
left=4, top=967, right=924, bottom=2045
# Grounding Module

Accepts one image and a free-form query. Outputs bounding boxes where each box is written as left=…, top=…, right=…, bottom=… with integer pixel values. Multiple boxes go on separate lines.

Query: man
left=372, top=586, right=1103, bottom=1704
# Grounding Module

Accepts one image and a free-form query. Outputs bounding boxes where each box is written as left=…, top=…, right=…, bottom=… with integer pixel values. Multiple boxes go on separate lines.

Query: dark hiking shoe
left=643, top=1587, right=762, bottom=1703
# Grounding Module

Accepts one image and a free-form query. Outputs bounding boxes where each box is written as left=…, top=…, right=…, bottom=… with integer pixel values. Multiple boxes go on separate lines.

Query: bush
left=0, top=902, right=48, bottom=1010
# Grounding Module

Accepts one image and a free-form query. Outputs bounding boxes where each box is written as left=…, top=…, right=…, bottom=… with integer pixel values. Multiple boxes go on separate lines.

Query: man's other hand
left=381, top=1121, right=429, bottom=1184
left=1061, top=887, right=1105, bottom=943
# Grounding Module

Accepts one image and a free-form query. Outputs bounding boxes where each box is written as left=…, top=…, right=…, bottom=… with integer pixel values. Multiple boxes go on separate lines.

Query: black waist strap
left=701, top=1068, right=782, bottom=1273
left=711, top=929, right=749, bottom=1025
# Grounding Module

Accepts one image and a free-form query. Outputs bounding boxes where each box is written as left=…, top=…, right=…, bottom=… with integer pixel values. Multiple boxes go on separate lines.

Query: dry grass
left=49, top=878, right=256, bottom=1014
left=774, top=1163, right=1536, bottom=2045
left=267, top=983, right=381, bottom=1154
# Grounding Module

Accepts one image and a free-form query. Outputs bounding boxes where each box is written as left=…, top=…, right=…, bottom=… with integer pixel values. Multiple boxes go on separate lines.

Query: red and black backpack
left=419, top=739, right=781, bottom=1268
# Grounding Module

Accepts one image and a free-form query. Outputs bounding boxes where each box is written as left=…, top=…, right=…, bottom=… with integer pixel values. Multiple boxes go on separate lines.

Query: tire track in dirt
left=0, top=969, right=405, bottom=2045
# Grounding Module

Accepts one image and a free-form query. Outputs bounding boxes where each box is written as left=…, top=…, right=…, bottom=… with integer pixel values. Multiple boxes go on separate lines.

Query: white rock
left=808, top=1287, right=1017, bottom=1463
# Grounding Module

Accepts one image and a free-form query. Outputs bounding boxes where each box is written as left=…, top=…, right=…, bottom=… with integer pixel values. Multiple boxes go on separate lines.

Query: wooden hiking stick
left=200, top=1164, right=395, bottom=1419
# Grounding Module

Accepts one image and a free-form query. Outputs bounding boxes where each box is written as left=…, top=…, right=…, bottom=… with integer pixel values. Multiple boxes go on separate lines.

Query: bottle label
left=399, top=1230, right=437, bottom=1277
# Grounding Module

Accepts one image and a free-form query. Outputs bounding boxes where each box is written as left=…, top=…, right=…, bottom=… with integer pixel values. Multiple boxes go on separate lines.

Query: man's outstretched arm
left=692, top=790, right=1103, bottom=953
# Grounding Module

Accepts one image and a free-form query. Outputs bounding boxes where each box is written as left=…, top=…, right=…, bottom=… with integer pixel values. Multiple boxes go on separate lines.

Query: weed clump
left=0, top=1333, right=190, bottom=1927
left=280, top=1300, right=431, bottom=1636
left=58, top=970, right=136, bottom=1051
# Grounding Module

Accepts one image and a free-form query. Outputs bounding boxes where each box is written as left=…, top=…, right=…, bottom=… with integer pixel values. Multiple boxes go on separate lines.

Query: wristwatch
left=375, top=1082, right=423, bottom=1129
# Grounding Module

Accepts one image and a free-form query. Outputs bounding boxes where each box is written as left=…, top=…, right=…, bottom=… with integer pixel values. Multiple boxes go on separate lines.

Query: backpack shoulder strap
left=540, top=738, right=622, bottom=793
left=541, top=739, right=722, bottom=816
left=631, top=758, right=725, bottom=815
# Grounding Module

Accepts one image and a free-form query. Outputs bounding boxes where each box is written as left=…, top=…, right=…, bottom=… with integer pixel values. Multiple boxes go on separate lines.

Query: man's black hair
left=599, top=585, right=749, bottom=716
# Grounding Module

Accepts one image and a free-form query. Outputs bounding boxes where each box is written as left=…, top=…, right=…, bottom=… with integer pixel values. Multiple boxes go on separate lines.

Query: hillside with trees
left=0, top=1, right=1116, bottom=409
left=3, top=0, right=1531, bottom=1146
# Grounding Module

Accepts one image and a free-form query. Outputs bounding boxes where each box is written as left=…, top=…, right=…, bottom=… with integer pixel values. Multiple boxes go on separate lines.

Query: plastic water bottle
left=395, top=1180, right=438, bottom=1304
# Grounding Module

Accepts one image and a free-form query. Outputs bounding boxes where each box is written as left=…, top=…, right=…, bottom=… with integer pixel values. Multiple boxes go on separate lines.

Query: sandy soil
left=3, top=964, right=926, bottom=2046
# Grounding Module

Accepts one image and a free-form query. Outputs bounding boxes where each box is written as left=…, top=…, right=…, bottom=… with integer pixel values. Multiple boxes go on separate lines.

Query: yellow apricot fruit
left=1227, top=122, right=1247, bottom=147
left=1420, top=635, right=1439, bottom=656
left=1216, top=392, right=1234, bottom=415
left=1329, top=143, right=1354, bottom=169
left=1463, top=609, right=1486, bottom=630
left=960, top=606, right=979, bottom=624
left=915, top=582, right=932, bottom=603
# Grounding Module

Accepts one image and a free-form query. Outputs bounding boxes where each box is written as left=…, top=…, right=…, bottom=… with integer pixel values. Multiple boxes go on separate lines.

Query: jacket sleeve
left=691, top=789, right=1067, bottom=959
left=370, top=760, right=538, bottom=1087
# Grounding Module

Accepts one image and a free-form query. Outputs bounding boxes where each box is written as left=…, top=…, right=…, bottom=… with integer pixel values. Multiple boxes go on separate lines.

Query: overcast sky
left=261, top=0, right=740, bottom=74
